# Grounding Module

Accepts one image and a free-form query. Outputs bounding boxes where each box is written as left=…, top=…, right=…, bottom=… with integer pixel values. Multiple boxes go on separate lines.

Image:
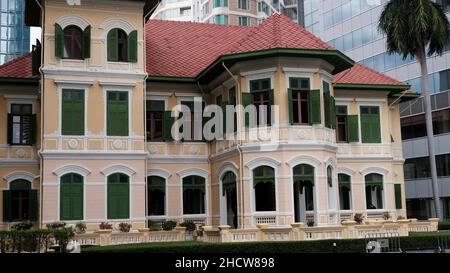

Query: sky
left=30, top=27, right=42, bottom=50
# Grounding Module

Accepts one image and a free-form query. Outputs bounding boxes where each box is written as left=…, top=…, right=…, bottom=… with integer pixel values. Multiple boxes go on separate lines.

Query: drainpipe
left=143, top=3, right=158, bottom=227
left=33, top=0, right=44, bottom=229
left=222, top=62, right=245, bottom=229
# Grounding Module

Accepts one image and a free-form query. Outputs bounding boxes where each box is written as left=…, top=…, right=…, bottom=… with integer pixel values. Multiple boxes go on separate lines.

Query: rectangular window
left=360, top=106, right=381, bottom=143
left=287, top=77, right=321, bottom=125
left=394, top=184, right=403, bottom=209
left=401, top=114, right=427, bottom=140
left=180, top=100, right=204, bottom=141
left=238, top=0, right=249, bottom=9
left=437, top=154, right=450, bottom=177
left=214, top=14, right=229, bottom=25
left=250, top=78, right=273, bottom=126
left=62, top=89, right=84, bottom=136
left=239, top=16, right=250, bottom=26
left=336, top=105, right=348, bottom=142
left=404, top=156, right=431, bottom=180
left=107, top=91, right=128, bottom=136
left=213, top=0, right=228, bottom=8
left=146, top=100, right=165, bottom=141
left=9, top=104, right=33, bottom=145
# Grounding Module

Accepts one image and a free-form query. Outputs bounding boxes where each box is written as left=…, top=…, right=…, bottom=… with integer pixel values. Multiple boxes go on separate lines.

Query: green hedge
left=82, top=233, right=450, bottom=253
left=438, top=221, right=450, bottom=230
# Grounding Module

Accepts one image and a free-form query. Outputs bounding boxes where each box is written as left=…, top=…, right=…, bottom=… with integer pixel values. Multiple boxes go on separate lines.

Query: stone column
left=176, top=227, right=186, bottom=241
left=341, top=220, right=357, bottom=239
left=219, top=225, right=231, bottom=242
left=256, top=224, right=269, bottom=241
left=290, top=223, right=305, bottom=241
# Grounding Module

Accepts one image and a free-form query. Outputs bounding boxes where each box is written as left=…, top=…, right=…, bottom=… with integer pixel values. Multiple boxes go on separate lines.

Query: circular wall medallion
left=190, top=146, right=199, bottom=155
left=148, top=145, right=158, bottom=154
left=68, top=139, right=78, bottom=149
left=113, top=140, right=123, bottom=150
left=298, top=131, right=306, bottom=139
left=16, top=148, right=26, bottom=158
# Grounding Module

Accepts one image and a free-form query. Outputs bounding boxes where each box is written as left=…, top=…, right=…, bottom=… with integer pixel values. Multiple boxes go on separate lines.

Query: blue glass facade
left=0, top=0, right=30, bottom=65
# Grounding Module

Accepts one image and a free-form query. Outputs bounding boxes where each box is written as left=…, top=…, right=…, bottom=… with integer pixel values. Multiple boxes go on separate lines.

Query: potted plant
left=118, top=222, right=132, bottom=233
left=46, top=222, right=66, bottom=231
left=75, top=222, right=87, bottom=234
left=162, top=220, right=177, bottom=231
left=98, top=222, right=113, bottom=232
left=383, top=212, right=392, bottom=221
left=180, top=221, right=196, bottom=240
left=354, top=213, right=365, bottom=225
left=307, top=219, right=315, bottom=227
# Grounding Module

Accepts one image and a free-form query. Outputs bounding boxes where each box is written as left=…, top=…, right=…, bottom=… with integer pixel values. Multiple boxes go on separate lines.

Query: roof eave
left=0, top=77, right=39, bottom=85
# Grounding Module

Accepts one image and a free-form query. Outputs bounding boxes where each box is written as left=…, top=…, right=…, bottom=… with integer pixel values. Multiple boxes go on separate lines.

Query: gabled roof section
left=0, top=53, right=39, bottom=83
left=333, top=63, right=409, bottom=90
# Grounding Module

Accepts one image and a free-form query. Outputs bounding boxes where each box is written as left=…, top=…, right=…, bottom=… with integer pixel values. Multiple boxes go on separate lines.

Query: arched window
left=221, top=171, right=237, bottom=228
left=293, top=164, right=314, bottom=222
left=327, top=166, right=333, bottom=187
left=60, top=173, right=83, bottom=221
left=63, top=25, right=83, bottom=59
left=148, top=176, right=165, bottom=216
left=365, top=173, right=383, bottom=210
left=338, top=174, right=351, bottom=210
left=183, top=175, right=205, bottom=215
left=3, top=180, right=37, bottom=222
left=54, top=23, right=90, bottom=59
left=107, top=28, right=138, bottom=63
left=253, top=166, right=275, bottom=212
left=107, top=173, right=130, bottom=219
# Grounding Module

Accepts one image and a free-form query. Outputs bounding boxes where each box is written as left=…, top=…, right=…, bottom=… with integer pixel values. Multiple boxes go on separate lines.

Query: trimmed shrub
left=75, top=222, right=87, bottom=234
left=438, top=221, right=450, bottom=230
left=53, top=227, right=75, bottom=253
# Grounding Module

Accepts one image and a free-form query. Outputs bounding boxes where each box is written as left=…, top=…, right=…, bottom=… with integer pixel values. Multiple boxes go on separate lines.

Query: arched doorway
left=293, top=164, right=314, bottom=223
left=221, top=171, right=237, bottom=228
left=2, top=180, right=37, bottom=222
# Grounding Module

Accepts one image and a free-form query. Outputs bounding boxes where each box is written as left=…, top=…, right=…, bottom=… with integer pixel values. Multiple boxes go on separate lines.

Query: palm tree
left=379, top=0, right=450, bottom=219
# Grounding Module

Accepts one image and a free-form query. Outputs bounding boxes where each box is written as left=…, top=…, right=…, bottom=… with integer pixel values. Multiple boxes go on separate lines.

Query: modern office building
left=151, top=0, right=302, bottom=26
left=0, top=0, right=30, bottom=64
left=302, top=0, right=450, bottom=220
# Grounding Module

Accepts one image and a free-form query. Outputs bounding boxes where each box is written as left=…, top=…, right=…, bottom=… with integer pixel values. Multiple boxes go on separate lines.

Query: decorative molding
left=360, top=167, right=389, bottom=177
left=99, top=18, right=137, bottom=35
left=53, top=165, right=91, bottom=177
left=245, top=156, right=281, bottom=170
left=218, top=161, right=239, bottom=180
left=286, top=155, right=321, bottom=168
left=324, top=157, right=336, bottom=168
left=147, top=169, right=171, bottom=179
left=101, top=165, right=137, bottom=177
left=176, top=168, right=209, bottom=178
left=3, top=171, right=38, bottom=184
left=337, top=167, right=356, bottom=176
left=55, top=14, right=91, bottom=29
left=98, top=81, right=137, bottom=88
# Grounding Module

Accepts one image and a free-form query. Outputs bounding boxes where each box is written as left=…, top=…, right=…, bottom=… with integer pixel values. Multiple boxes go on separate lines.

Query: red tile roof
left=0, top=53, right=37, bottom=79
left=0, top=13, right=407, bottom=88
left=333, top=63, right=407, bottom=86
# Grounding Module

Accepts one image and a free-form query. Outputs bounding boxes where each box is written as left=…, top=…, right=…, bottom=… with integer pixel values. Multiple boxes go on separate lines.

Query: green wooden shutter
left=108, top=182, right=129, bottom=219
left=365, top=186, right=372, bottom=209
left=29, top=190, right=38, bottom=221
left=163, top=111, right=174, bottom=141
left=371, top=113, right=381, bottom=143
left=330, top=96, right=336, bottom=129
left=242, top=92, right=252, bottom=127
left=7, top=113, right=12, bottom=144
left=31, top=114, right=37, bottom=145
left=347, top=115, right=359, bottom=142
left=83, top=25, right=91, bottom=59
left=107, top=29, right=119, bottom=62
left=60, top=184, right=71, bottom=220
left=55, top=23, right=63, bottom=58
left=288, top=89, right=294, bottom=124
left=60, top=179, right=83, bottom=221
left=309, top=89, right=321, bottom=124
left=3, top=191, right=10, bottom=222
left=107, top=92, right=128, bottom=136
left=221, top=101, right=228, bottom=134
left=62, top=90, right=84, bottom=136
left=324, top=92, right=330, bottom=128
left=361, top=108, right=381, bottom=143
left=394, top=184, right=402, bottom=209
left=128, top=30, right=138, bottom=63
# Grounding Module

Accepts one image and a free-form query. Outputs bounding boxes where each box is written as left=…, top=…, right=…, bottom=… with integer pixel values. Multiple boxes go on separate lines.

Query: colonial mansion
left=0, top=0, right=417, bottom=231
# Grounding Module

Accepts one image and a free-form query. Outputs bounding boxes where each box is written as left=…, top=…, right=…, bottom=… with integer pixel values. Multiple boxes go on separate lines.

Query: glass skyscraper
left=0, top=0, right=30, bottom=65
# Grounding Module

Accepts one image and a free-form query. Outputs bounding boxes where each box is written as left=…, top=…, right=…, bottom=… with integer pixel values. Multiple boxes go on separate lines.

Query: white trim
left=360, top=167, right=389, bottom=177
left=55, top=14, right=92, bottom=29
left=241, top=67, right=277, bottom=77
left=101, top=165, right=137, bottom=177
left=177, top=168, right=209, bottom=178
left=324, top=157, right=336, bottom=168
left=5, top=96, right=37, bottom=114
left=99, top=81, right=137, bottom=88
left=3, top=171, right=38, bottom=185
left=286, top=155, right=321, bottom=168
left=53, top=165, right=91, bottom=177
left=147, top=169, right=171, bottom=179
left=245, top=157, right=281, bottom=170
left=146, top=95, right=169, bottom=110
left=337, top=167, right=356, bottom=176
left=218, top=161, right=239, bottom=179
left=54, top=79, right=94, bottom=87
left=99, top=18, right=137, bottom=35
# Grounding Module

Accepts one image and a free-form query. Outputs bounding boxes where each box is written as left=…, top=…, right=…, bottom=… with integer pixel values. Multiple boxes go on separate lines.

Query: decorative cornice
left=147, top=169, right=171, bottom=179
left=3, top=171, right=38, bottom=183
left=53, top=165, right=91, bottom=177
left=101, top=165, right=137, bottom=177
left=245, top=156, right=281, bottom=170
left=360, top=167, right=389, bottom=177
left=286, top=155, right=321, bottom=168
left=176, top=168, right=209, bottom=178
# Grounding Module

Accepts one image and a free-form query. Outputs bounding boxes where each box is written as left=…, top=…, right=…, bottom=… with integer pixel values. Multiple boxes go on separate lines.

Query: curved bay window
left=253, top=166, right=276, bottom=212
left=63, top=25, right=83, bottom=59
left=338, top=174, right=351, bottom=210
left=60, top=173, right=83, bottom=221
left=365, top=173, right=383, bottom=210
left=293, top=164, right=314, bottom=222
left=107, top=173, right=130, bottom=219
left=183, top=176, right=206, bottom=215
left=148, top=176, right=165, bottom=216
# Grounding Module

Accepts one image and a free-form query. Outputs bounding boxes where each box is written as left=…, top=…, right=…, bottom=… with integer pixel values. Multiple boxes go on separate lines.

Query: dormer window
left=107, top=28, right=138, bottom=63
left=55, top=23, right=91, bottom=60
